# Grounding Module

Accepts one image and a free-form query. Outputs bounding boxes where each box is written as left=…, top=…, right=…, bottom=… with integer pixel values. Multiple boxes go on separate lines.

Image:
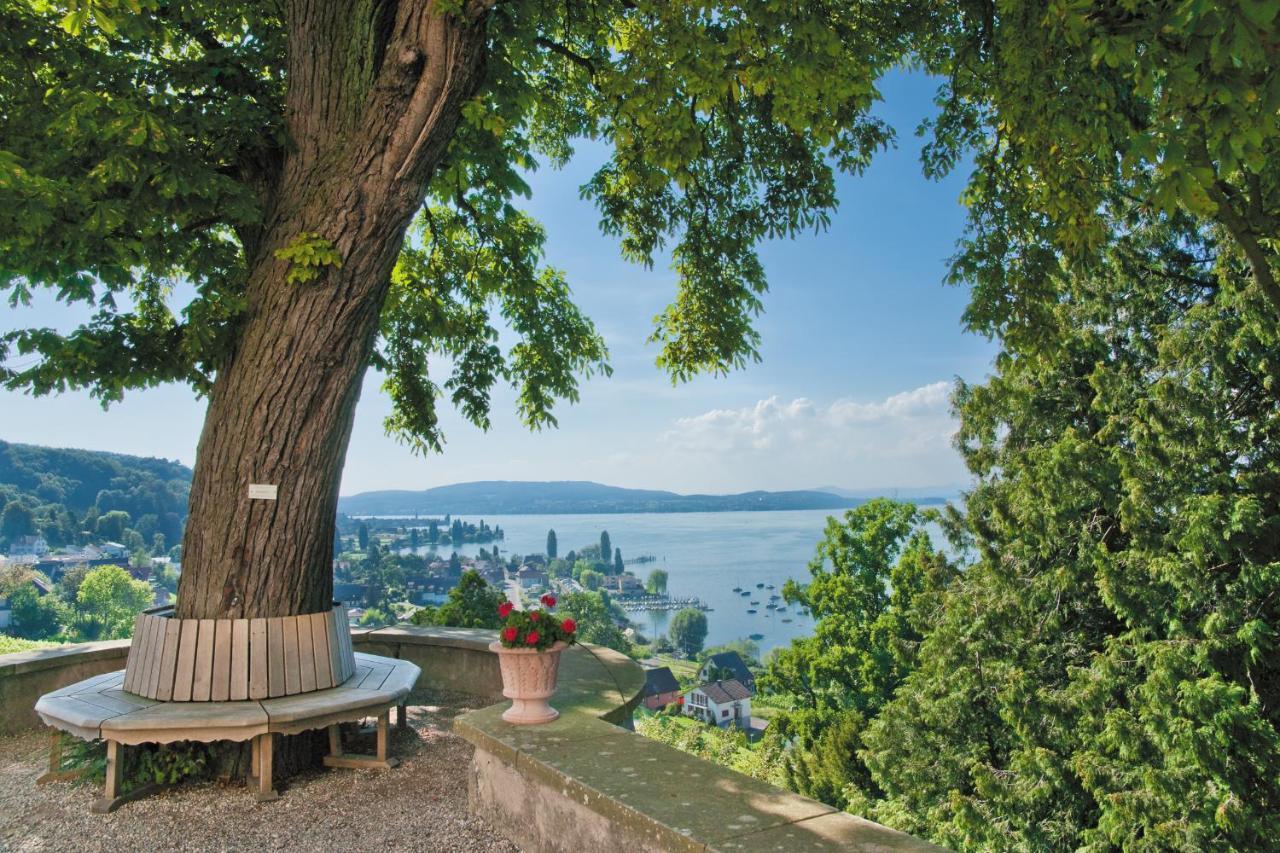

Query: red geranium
left=495, top=593, right=577, bottom=651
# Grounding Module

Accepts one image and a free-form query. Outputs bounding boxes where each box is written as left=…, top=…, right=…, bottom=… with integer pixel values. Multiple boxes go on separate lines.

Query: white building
left=6, top=535, right=49, bottom=564
left=682, top=679, right=752, bottom=729
left=516, top=566, right=548, bottom=590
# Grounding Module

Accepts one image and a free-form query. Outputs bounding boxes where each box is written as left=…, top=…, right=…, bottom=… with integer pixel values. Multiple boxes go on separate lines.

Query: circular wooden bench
left=34, top=603, right=420, bottom=813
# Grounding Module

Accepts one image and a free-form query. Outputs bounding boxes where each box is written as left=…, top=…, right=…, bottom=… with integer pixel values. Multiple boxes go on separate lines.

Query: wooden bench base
left=321, top=706, right=406, bottom=772
left=36, top=732, right=88, bottom=786
left=90, top=739, right=159, bottom=814
left=35, top=654, right=420, bottom=812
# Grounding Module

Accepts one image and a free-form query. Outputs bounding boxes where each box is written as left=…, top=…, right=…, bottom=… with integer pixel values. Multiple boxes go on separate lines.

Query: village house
left=0, top=574, right=53, bottom=631
left=698, top=650, right=757, bottom=692
left=5, top=535, right=49, bottom=563
left=610, top=573, right=644, bottom=594
left=641, top=666, right=681, bottom=710
left=475, top=561, right=506, bottom=587
left=516, top=565, right=548, bottom=591
left=682, top=679, right=752, bottom=729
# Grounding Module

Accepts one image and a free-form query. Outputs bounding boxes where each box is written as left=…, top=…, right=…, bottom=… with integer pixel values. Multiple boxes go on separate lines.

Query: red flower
left=560, top=618, right=577, bottom=635
left=540, top=594, right=557, bottom=607
left=525, top=631, right=540, bottom=646
left=498, top=601, right=514, bottom=618
left=501, top=626, right=518, bottom=643
left=676, top=696, right=685, bottom=705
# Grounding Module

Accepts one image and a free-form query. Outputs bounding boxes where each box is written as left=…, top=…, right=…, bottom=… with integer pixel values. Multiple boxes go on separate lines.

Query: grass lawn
left=643, top=653, right=700, bottom=681
left=0, top=635, right=58, bottom=655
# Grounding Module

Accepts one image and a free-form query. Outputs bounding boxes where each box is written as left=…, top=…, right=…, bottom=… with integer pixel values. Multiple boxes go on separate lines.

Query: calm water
left=391, top=509, right=853, bottom=653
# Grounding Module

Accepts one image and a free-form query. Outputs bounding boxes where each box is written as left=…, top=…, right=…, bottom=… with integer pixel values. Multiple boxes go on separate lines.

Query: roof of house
left=642, top=666, right=680, bottom=696
left=694, top=679, right=752, bottom=704
left=703, top=651, right=755, bottom=684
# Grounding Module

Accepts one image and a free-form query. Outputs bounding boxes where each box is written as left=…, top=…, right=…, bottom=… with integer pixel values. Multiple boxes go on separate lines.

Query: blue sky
left=0, top=70, right=996, bottom=496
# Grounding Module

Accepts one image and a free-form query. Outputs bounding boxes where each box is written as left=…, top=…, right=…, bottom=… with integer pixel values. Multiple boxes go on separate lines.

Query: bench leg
left=37, top=731, right=86, bottom=785
left=323, top=712, right=399, bottom=771
left=254, top=734, right=279, bottom=803
left=397, top=702, right=408, bottom=730
left=91, top=740, right=155, bottom=813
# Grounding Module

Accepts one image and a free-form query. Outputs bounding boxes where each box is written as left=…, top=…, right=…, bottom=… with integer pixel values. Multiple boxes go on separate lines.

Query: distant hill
left=0, top=440, right=191, bottom=551
left=338, top=480, right=863, bottom=516
left=813, top=484, right=962, bottom=501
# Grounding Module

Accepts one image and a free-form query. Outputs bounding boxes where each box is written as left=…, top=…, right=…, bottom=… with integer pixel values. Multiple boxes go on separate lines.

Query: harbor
left=618, top=594, right=711, bottom=613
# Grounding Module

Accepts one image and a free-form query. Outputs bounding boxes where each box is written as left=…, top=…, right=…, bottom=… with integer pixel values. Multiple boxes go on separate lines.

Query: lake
left=385, top=508, right=863, bottom=654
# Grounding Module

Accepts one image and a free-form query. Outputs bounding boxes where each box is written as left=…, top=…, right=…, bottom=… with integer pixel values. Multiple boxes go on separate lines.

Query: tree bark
left=177, top=0, right=492, bottom=621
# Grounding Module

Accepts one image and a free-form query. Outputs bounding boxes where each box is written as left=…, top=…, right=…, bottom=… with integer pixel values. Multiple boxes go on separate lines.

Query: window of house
left=721, top=709, right=729, bottom=718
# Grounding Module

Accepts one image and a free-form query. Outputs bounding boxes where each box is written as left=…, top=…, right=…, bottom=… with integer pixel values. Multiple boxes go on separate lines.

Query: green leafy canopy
left=0, top=0, right=914, bottom=450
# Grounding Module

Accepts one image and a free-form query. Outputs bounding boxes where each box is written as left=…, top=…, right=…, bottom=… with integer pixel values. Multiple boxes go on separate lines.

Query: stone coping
left=0, top=640, right=129, bottom=678
left=439, top=630, right=939, bottom=852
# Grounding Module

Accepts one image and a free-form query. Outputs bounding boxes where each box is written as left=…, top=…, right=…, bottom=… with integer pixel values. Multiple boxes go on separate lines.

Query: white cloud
left=655, top=381, right=963, bottom=491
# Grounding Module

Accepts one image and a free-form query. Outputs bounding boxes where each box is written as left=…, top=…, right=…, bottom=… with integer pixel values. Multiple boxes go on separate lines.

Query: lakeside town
left=2, top=510, right=766, bottom=740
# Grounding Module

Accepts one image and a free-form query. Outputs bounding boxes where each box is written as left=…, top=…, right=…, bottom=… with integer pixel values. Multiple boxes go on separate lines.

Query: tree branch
left=535, top=36, right=596, bottom=75
left=1206, top=178, right=1280, bottom=317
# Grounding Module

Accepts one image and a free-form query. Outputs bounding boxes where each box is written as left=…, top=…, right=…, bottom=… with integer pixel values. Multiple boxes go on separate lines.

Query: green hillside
left=0, top=440, right=191, bottom=556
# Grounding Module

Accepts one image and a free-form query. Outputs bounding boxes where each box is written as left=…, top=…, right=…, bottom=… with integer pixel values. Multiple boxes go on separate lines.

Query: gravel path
left=0, top=690, right=518, bottom=853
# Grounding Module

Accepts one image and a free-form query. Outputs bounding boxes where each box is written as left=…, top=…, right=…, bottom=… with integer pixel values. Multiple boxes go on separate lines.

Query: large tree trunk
left=177, top=0, right=491, bottom=622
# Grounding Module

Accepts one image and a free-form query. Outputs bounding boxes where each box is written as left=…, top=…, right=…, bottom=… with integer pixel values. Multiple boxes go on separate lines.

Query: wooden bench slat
left=144, top=617, right=170, bottom=699
left=123, top=614, right=148, bottom=694
left=297, top=615, right=317, bottom=693
left=358, top=664, right=394, bottom=692
left=338, top=606, right=355, bottom=682
left=230, top=618, right=250, bottom=701
left=135, top=613, right=160, bottom=695
left=310, top=612, right=333, bottom=690
left=211, top=619, right=233, bottom=701
left=155, top=619, right=182, bottom=701
left=325, top=609, right=344, bottom=686
left=249, top=618, right=269, bottom=700
left=267, top=617, right=286, bottom=698
left=171, top=618, right=200, bottom=702
left=283, top=617, right=301, bottom=695
left=190, top=619, right=216, bottom=702
left=136, top=614, right=161, bottom=697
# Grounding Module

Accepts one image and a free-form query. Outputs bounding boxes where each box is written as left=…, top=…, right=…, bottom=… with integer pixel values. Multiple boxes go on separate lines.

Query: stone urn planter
left=489, top=640, right=568, bottom=724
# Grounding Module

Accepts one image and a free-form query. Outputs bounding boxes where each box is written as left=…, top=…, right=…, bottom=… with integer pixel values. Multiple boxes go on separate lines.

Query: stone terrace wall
left=0, top=641, right=130, bottom=737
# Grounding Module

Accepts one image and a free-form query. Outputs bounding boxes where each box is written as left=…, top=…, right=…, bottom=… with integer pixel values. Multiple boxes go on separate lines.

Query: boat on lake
left=732, top=586, right=742, bottom=593
left=750, top=600, right=759, bottom=605
left=746, top=608, right=757, bottom=614
left=781, top=618, right=793, bottom=623
left=756, top=582, right=765, bottom=588
left=749, top=633, right=764, bottom=641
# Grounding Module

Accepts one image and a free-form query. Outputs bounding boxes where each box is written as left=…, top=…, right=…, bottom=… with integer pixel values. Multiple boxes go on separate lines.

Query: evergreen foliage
left=410, top=570, right=503, bottom=630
